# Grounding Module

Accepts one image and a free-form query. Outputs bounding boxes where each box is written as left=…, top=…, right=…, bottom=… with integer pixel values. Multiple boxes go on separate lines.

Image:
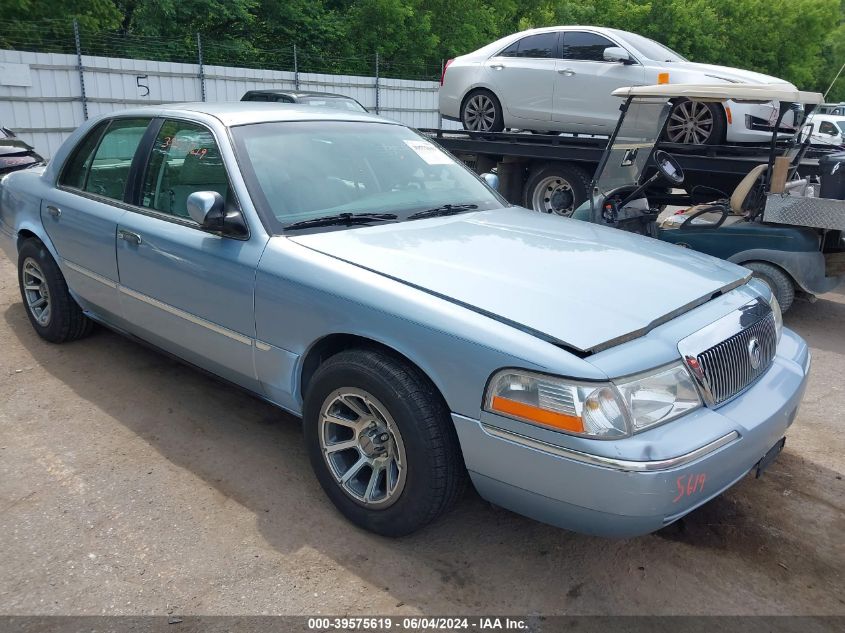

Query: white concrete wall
left=0, top=49, right=459, bottom=158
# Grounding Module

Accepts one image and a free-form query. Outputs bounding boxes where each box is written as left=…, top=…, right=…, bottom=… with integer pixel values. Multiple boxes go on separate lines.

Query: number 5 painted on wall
left=136, top=75, right=150, bottom=97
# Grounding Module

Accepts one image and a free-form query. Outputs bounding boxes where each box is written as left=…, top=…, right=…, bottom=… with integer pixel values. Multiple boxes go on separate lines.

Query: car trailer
left=421, top=128, right=831, bottom=213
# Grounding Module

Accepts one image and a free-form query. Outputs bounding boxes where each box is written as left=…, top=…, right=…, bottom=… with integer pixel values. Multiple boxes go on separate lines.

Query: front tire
left=461, top=89, right=504, bottom=133
left=303, top=349, right=466, bottom=536
left=664, top=99, right=725, bottom=145
left=17, top=239, right=93, bottom=343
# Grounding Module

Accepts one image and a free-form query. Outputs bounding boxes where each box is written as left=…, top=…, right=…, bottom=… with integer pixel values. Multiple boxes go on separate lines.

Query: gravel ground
left=0, top=255, right=843, bottom=616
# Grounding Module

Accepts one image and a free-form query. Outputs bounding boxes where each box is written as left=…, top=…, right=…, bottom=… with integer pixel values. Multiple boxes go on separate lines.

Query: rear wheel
left=664, top=99, right=725, bottom=145
left=524, top=163, right=591, bottom=215
left=461, top=90, right=504, bottom=133
left=744, top=261, right=795, bottom=312
left=17, top=239, right=93, bottom=343
left=303, top=348, right=466, bottom=536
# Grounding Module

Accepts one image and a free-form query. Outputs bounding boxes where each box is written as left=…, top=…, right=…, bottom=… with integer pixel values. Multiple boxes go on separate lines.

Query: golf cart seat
left=661, top=164, right=768, bottom=229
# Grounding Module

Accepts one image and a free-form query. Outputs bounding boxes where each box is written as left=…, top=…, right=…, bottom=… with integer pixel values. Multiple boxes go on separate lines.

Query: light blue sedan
left=0, top=104, right=810, bottom=537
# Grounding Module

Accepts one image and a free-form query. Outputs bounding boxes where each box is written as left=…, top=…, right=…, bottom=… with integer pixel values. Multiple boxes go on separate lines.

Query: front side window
left=231, top=121, right=505, bottom=233
left=819, top=121, right=838, bottom=135
left=561, top=31, right=616, bottom=62
left=140, top=120, right=232, bottom=219
left=499, top=33, right=557, bottom=59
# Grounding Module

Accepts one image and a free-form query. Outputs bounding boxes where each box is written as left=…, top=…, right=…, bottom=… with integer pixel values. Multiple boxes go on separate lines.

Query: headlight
left=768, top=293, right=783, bottom=342
left=485, top=365, right=704, bottom=437
left=484, top=370, right=628, bottom=439
left=614, top=363, right=702, bottom=432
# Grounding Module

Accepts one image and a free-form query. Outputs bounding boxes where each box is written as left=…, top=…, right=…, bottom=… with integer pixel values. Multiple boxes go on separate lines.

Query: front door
left=553, top=31, right=645, bottom=133
left=485, top=31, right=559, bottom=123
left=41, top=118, right=151, bottom=320
left=115, top=118, right=267, bottom=391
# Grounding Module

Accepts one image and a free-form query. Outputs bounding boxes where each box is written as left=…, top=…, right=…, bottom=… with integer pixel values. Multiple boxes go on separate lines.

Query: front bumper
left=454, top=328, right=810, bottom=537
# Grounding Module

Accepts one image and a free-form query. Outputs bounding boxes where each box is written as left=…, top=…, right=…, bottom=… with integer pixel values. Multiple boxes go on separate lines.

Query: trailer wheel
left=744, top=261, right=795, bottom=312
left=524, top=164, right=591, bottom=215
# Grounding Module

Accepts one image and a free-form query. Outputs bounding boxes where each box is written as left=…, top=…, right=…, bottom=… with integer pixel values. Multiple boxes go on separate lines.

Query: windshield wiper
left=284, top=212, right=398, bottom=231
left=407, top=204, right=479, bottom=220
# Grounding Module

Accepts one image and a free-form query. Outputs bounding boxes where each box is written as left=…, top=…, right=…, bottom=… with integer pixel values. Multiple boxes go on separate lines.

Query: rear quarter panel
left=0, top=167, right=57, bottom=264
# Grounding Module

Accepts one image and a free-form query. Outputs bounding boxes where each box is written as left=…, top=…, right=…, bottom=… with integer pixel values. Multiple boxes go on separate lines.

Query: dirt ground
left=0, top=254, right=843, bottom=616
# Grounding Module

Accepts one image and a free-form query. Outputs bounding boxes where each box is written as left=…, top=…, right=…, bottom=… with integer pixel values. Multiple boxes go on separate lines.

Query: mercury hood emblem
left=748, top=337, right=762, bottom=369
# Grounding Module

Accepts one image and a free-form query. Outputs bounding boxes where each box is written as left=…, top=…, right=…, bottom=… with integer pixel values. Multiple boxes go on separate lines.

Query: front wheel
left=664, top=99, right=725, bottom=145
left=303, top=349, right=466, bottom=536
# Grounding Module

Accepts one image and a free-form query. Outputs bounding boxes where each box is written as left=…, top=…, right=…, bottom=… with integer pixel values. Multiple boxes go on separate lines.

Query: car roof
left=100, top=102, right=394, bottom=127
left=244, top=90, right=358, bottom=99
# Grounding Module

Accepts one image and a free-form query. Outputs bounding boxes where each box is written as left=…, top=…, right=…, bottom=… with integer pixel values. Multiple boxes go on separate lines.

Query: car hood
left=673, top=62, right=793, bottom=88
left=288, top=208, right=750, bottom=353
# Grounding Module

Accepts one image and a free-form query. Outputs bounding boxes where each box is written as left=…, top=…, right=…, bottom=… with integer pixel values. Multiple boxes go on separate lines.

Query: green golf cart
left=572, top=84, right=845, bottom=311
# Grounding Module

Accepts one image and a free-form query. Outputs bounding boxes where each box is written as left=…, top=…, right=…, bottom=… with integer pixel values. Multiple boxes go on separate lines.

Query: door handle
left=490, top=63, right=505, bottom=70
left=117, top=229, right=142, bottom=246
left=558, top=68, right=575, bottom=76
left=46, top=205, right=61, bottom=218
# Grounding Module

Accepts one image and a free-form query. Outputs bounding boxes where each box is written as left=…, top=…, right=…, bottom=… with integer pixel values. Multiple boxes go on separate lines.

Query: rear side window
left=499, top=33, right=558, bottom=59
left=59, top=122, right=108, bottom=190
left=561, top=31, right=616, bottom=61
left=83, top=119, right=150, bottom=201
left=139, top=119, right=233, bottom=219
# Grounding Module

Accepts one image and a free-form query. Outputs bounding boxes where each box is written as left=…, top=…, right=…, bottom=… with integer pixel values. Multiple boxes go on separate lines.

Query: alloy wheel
left=463, top=94, right=497, bottom=131
left=22, top=258, right=51, bottom=326
left=666, top=101, right=715, bottom=144
left=318, top=387, right=407, bottom=509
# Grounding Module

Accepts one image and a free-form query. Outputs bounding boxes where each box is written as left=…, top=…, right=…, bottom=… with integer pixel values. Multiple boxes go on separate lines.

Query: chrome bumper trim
left=480, top=424, right=740, bottom=472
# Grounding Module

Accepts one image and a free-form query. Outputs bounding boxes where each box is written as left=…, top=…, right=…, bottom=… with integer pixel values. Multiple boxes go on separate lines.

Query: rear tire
left=524, top=163, right=591, bottom=215
left=461, top=89, right=504, bottom=133
left=744, top=261, right=795, bottom=312
left=303, top=348, right=466, bottom=536
left=17, top=239, right=93, bottom=343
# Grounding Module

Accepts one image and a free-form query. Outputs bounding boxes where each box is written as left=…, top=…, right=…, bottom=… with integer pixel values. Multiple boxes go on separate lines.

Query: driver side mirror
left=603, top=47, right=633, bottom=64
left=186, top=191, right=248, bottom=237
left=481, top=172, right=499, bottom=191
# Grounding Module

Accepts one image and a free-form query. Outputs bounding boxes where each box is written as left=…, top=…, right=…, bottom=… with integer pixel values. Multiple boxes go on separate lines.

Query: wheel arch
left=729, top=249, right=836, bottom=295
left=299, top=333, right=453, bottom=416
left=15, top=222, right=61, bottom=264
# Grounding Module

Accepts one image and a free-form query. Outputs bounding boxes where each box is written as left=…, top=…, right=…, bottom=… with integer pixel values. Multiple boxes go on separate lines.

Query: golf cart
left=572, top=84, right=845, bottom=311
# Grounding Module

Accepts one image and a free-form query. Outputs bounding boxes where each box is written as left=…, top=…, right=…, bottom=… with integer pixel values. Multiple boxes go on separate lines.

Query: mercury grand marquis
left=0, top=103, right=810, bottom=537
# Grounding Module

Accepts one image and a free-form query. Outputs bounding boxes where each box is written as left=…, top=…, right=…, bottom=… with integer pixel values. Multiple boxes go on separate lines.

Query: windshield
left=232, top=121, right=505, bottom=232
left=613, top=30, right=687, bottom=62
left=300, top=96, right=367, bottom=113
left=838, top=121, right=845, bottom=135
left=594, top=98, right=672, bottom=196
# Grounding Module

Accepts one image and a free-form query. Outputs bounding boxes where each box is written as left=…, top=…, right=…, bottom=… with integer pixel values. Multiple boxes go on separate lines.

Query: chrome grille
left=695, top=312, right=777, bottom=405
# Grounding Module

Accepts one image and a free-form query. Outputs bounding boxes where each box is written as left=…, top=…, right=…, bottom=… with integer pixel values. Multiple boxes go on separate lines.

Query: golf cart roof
left=612, top=83, right=824, bottom=104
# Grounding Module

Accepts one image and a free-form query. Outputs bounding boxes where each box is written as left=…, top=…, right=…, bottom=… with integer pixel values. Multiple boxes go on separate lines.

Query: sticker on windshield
left=403, top=140, right=454, bottom=165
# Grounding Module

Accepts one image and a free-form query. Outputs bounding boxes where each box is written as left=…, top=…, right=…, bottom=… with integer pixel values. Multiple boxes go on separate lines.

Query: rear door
left=553, top=31, right=645, bottom=133
left=114, top=117, right=267, bottom=391
left=484, top=31, right=559, bottom=123
left=41, top=117, right=152, bottom=320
